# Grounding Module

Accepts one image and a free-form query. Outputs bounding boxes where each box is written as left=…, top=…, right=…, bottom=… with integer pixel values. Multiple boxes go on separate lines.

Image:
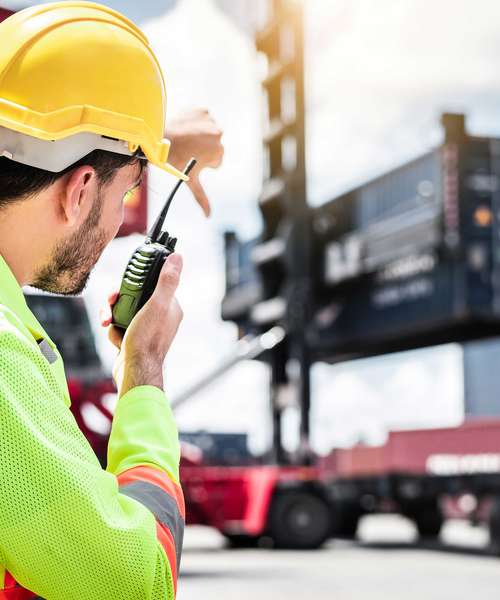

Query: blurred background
left=4, top=0, right=500, bottom=598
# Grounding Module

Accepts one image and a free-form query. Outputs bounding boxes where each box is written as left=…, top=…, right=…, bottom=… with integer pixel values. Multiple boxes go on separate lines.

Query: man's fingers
left=108, top=325, right=124, bottom=350
left=188, top=175, right=211, bottom=217
left=108, top=291, right=119, bottom=306
left=203, top=129, right=224, bottom=169
left=101, top=291, right=119, bottom=326
left=100, top=306, right=112, bottom=327
left=208, top=144, right=224, bottom=169
left=150, top=253, right=183, bottom=307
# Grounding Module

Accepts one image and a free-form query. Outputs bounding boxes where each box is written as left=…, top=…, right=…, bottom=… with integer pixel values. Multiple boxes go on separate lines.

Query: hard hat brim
left=0, top=124, right=189, bottom=181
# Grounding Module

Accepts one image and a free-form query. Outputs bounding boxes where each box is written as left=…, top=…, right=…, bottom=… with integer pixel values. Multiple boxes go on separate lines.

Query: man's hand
left=101, top=253, right=184, bottom=397
left=166, top=108, right=224, bottom=217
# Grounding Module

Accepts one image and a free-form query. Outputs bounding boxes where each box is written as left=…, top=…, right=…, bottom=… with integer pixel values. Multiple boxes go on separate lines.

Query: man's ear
left=58, top=165, right=97, bottom=227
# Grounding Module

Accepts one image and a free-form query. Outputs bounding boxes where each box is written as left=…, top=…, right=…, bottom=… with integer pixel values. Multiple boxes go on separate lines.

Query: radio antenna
left=148, top=158, right=197, bottom=242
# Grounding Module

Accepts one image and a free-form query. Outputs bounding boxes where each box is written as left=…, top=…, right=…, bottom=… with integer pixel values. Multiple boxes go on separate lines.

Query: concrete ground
left=178, top=516, right=500, bottom=600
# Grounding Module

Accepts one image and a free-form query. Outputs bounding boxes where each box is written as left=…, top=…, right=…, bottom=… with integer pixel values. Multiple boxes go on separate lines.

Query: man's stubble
left=32, top=188, right=108, bottom=296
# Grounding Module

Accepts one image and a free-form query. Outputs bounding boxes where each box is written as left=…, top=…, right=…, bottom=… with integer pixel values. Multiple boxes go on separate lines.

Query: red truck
left=179, top=420, right=500, bottom=552
left=180, top=456, right=332, bottom=549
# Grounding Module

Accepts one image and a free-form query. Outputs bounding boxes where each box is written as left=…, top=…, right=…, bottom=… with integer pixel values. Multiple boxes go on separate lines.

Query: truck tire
left=268, top=490, right=331, bottom=550
left=411, top=502, right=443, bottom=539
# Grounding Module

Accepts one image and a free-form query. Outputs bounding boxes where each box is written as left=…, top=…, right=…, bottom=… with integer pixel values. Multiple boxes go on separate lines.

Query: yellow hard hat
left=0, top=1, right=187, bottom=179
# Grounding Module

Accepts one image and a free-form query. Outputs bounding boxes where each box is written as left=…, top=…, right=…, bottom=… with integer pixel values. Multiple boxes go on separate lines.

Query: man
left=0, top=3, right=223, bottom=599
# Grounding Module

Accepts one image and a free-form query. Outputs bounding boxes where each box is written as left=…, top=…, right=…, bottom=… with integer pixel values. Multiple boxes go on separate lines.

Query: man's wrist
left=119, top=358, right=164, bottom=398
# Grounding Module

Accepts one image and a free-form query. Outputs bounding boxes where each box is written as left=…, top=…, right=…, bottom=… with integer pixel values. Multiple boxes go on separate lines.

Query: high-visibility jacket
left=0, top=254, right=185, bottom=600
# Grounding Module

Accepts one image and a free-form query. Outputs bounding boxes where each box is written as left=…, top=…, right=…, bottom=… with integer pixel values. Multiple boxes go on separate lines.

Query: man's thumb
left=150, top=253, right=183, bottom=306
left=188, top=174, right=211, bottom=218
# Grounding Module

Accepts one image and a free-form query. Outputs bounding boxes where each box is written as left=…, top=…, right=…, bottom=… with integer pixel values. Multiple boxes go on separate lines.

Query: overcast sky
left=7, top=0, right=500, bottom=453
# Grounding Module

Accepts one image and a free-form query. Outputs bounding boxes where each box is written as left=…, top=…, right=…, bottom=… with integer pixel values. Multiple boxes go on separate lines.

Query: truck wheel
left=268, top=491, right=331, bottom=550
left=223, top=534, right=259, bottom=549
left=411, top=502, right=443, bottom=539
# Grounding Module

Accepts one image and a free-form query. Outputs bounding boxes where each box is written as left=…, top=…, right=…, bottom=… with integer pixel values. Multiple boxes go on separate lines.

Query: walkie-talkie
left=112, top=158, right=196, bottom=330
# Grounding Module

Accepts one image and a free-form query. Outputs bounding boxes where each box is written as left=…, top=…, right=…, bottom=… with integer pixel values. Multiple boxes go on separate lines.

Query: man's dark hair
left=0, top=150, right=145, bottom=208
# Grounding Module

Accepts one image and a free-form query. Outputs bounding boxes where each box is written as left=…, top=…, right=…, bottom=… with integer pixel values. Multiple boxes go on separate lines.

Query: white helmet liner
left=0, top=127, right=141, bottom=172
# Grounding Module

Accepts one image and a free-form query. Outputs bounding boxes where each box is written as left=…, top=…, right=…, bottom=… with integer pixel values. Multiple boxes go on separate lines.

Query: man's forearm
left=119, top=357, right=164, bottom=398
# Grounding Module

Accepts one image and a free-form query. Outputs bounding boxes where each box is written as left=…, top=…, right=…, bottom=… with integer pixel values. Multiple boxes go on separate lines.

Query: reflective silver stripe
left=119, top=481, right=184, bottom=569
left=37, top=338, right=58, bottom=364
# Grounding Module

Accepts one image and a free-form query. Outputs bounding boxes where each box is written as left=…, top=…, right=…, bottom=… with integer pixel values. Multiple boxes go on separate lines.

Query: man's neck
left=0, top=202, right=51, bottom=287
left=0, top=242, right=29, bottom=287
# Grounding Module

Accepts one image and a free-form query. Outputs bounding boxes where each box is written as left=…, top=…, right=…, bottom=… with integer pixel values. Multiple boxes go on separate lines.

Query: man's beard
left=31, top=189, right=108, bottom=296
